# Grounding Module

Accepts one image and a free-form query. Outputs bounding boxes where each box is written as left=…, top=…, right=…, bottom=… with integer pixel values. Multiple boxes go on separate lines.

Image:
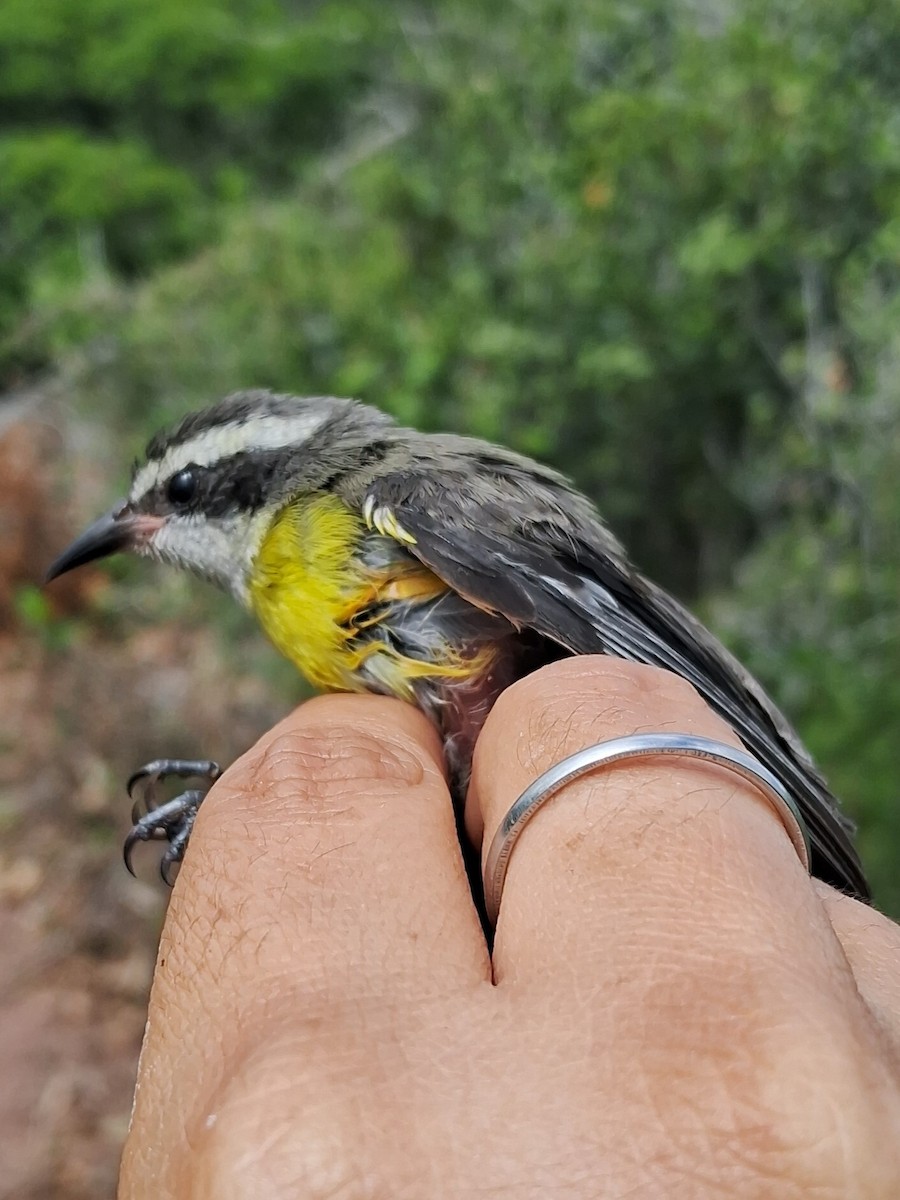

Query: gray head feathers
left=130, top=391, right=395, bottom=514
left=144, top=391, right=361, bottom=462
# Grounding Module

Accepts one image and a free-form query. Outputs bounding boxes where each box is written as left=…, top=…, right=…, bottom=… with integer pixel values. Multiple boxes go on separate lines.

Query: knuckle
left=208, top=726, right=425, bottom=820
left=184, top=722, right=435, bottom=890
left=491, top=656, right=733, bottom=777
left=635, top=962, right=900, bottom=1196
left=288, top=725, right=426, bottom=790
left=187, top=1017, right=410, bottom=1200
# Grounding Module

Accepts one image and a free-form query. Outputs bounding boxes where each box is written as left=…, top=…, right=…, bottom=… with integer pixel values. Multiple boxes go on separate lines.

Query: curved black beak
left=45, top=503, right=145, bottom=583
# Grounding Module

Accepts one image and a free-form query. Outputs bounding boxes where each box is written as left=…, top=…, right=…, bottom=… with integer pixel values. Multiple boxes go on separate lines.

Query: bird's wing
left=361, top=455, right=870, bottom=901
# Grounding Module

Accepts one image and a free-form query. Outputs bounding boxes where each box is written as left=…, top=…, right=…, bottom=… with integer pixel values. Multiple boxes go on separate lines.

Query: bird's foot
left=125, top=758, right=221, bottom=884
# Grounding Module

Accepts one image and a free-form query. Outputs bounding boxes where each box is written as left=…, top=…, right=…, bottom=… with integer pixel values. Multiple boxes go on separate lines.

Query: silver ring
left=483, top=733, right=812, bottom=925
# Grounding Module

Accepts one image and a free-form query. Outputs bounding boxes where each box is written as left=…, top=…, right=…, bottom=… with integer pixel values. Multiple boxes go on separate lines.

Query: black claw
left=127, top=758, right=221, bottom=799
left=123, top=833, right=139, bottom=877
left=124, top=758, right=218, bottom=883
left=160, top=850, right=179, bottom=886
left=160, top=844, right=183, bottom=885
left=126, top=770, right=146, bottom=801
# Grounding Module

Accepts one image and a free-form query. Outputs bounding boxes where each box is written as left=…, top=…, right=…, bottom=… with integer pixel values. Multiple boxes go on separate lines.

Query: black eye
left=166, top=468, right=198, bottom=506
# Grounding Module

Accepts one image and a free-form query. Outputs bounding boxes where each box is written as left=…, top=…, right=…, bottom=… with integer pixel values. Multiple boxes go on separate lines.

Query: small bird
left=46, top=389, right=869, bottom=899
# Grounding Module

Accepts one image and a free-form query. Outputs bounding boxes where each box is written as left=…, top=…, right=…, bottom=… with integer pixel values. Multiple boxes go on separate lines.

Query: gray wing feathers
left=365, top=454, right=869, bottom=901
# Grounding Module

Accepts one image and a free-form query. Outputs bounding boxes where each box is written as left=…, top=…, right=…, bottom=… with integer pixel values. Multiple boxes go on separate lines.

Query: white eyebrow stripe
left=130, top=411, right=329, bottom=501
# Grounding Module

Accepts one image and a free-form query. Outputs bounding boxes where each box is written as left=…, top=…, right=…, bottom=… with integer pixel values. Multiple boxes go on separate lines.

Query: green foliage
left=43, top=0, right=898, bottom=593
left=5, top=0, right=899, bottom=907
left=712, top=289, right=900, bottom=912
left=0, top=0, right=381, bottom=369
left=14, top=583, right=75, bottom=650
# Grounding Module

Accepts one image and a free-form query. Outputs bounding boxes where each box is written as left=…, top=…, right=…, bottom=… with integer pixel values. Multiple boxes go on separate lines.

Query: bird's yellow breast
left=248, top=494, right=374, bottom=692
left=247, top=493, right=473, bottom=697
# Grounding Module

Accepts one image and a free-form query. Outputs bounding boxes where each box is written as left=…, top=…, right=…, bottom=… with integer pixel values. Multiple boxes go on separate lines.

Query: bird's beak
left=44, top=503, right=164, bottom=583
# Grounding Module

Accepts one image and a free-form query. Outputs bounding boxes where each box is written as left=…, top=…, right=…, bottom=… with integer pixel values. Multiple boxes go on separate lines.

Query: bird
left=45, top=389, right=870, bottom=900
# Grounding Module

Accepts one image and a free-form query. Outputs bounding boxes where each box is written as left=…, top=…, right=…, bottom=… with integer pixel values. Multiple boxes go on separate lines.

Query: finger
left=470, top=657, right=866, bottom=996
left=122, top=694, right=489, bottom=1195
left=815, top=882, right=900, bottom=1049
left=469, top=657, right=900, bottom=1152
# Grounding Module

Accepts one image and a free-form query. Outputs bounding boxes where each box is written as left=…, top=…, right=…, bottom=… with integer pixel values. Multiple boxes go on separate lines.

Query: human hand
left=120, top=658, right=900, bottom=1198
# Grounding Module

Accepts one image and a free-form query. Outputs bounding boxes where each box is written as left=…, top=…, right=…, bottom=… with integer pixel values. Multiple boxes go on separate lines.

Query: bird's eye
left=166, top=468, right=198, bottom=506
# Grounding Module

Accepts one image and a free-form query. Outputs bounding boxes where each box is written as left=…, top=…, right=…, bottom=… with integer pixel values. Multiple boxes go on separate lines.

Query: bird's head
left=46, top=390, right=394, bottom=603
